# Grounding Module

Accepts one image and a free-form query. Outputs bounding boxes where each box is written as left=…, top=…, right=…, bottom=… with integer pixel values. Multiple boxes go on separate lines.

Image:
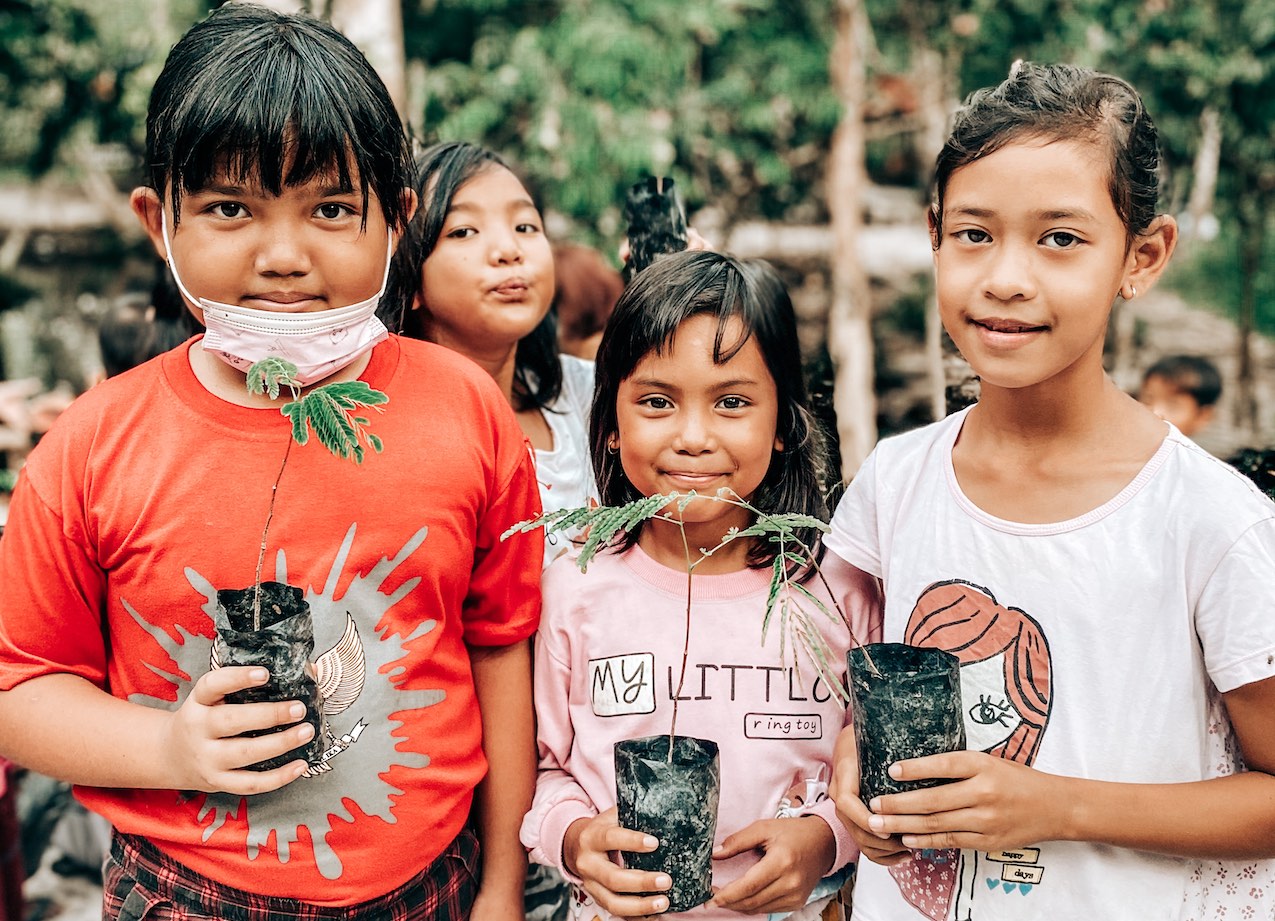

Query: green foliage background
left=2, top=0, right=1273, bottom=329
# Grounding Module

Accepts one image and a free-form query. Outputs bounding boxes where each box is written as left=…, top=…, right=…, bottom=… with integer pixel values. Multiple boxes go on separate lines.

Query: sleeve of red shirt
left=0, top=422, right=111, bottom=692
left=462, top=431, right=543, bottom=647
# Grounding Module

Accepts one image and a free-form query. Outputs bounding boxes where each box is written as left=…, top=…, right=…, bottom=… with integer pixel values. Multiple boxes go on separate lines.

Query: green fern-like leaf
left=499, top=487, right=862, bottom=703
left=277, top=382, right=388, bottom=465
left=245, top=358, right=301, bottom=400
left=500, top=492, right=675, bottom=571
left=761, top=552, right=785, bottom=641
left=244, top=359, right=388, bottom=464
left=281, top=401, right=311, bottom=446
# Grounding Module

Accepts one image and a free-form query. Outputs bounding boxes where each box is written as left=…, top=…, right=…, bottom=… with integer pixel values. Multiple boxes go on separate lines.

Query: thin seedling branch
left=252, top=434, right=294, bottom=632
left=243, top=357, right=389, bottom=631
left=502, top=488, right=881, bottom=763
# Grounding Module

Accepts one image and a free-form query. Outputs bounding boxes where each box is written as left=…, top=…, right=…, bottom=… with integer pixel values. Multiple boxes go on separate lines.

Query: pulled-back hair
left=932, top=61, right=1162, bottom=244
left=382, top=141, right=562, bottom=412
left=591, top=250, right=827, bottom=571
left=144, top=3, right=413, bottom=232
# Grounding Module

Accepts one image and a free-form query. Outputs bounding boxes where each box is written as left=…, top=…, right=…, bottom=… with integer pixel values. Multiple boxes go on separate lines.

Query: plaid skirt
left=102, top=827, right=479, bottom=921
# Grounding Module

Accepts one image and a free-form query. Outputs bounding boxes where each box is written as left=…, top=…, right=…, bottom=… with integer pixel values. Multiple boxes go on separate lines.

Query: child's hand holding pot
left=160, top=665, right=311, bottom=795
left=829, top=725, right=910, bottom=866
left=564, top=806, right=672, bottom=916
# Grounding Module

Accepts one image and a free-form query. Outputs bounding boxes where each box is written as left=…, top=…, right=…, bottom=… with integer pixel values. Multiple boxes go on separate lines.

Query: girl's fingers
left=900, top=830, right=968, bottom=851
left=888, top=751, right=981, bottom=785
left=602, top=827, right=660, bottom=855
left=212, top=699, right=311, bottom=740
left=584, top=880, right=669, bottom=917
left=860, top=846, right=914, bottom=867
left=714, top=869, right=803, bottom=914
left=191, top=665, right=270, bottom=706
left=220, top=721, right=315, bottom=774
left=712, top=821, right=767, bottom=859
left=711, top=867, right=773, bottom=910
left=587, top=863, right=670, bottom=898
left=218, top=758, right=309, bottom=797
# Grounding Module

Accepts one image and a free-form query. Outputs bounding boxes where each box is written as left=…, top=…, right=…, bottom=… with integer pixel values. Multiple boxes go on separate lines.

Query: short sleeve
left=559, top=355, right=596, bottom=424
left=462, top=438, right=544, bottom=646
left=0, top=460, right=109, bottom=690
left=826, top=447, right=883, bottom=578
left=1197, top=517, right=1275, bottom=693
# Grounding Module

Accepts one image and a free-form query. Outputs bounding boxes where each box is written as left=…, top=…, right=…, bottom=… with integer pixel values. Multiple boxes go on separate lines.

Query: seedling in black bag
left=622, top=176, right=689, bottom=285
left=211, top=358, right=386, bottom=771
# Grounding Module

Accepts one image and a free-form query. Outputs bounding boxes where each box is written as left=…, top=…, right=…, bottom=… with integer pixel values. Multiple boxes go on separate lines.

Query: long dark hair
left=591, top=250, right=827, bottom=571
left=382, top=141, right=562, bottom=412
left=931, top=61, right=1162, bottom=246
left=144, top=3, right=413, bottom=233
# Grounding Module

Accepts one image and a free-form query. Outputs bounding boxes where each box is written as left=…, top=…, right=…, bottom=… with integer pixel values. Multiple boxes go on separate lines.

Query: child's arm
left=837, top=675, right=1275, bottom=861
left=468, top=639, right=536, bottom=921
left=0, top=669, right=311, bottom=794
left=522, top=616, right=671, bottom=918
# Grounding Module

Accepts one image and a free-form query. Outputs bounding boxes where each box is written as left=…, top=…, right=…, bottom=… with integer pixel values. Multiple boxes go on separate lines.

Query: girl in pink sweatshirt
left=520, top=251, right=881, bottom=920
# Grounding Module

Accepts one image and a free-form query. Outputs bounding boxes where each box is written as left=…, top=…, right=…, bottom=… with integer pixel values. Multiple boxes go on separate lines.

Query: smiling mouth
left=663, top=472, right=725, bottom=484
left=973, top=318, right=1048, bottom=334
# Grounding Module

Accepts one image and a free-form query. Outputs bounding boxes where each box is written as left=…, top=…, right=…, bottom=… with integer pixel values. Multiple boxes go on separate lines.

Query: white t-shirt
left=827, top=408, right=1275, bottom=921
left=536, top=354, right=598, bottom=568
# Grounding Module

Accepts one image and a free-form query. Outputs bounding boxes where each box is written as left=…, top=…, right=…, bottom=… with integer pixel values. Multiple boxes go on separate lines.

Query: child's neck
left=637, top=517, right=754, bottom=576
left=954, top=375, right=1168, bottom=523
left=187, top=340, right=373, bottom=408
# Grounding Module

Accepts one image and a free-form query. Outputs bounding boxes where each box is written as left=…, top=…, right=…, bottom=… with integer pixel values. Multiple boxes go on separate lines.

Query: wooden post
left=827, top=0, right=877, bottom=481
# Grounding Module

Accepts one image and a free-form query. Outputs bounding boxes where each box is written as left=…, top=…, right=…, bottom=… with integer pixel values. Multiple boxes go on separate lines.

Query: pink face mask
left=161, top=210, right=391, bottom=386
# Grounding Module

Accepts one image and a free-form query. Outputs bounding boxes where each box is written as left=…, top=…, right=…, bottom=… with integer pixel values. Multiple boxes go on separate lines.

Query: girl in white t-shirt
left=384, top=141, right=596, bottom=569
left=522, top=251, right=881, bottom=920
left=828, top=62, right=1275, bottom=920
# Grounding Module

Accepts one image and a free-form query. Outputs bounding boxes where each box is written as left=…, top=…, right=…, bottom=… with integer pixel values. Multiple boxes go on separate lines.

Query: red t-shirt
left=0, top=336, right=542, bottom=904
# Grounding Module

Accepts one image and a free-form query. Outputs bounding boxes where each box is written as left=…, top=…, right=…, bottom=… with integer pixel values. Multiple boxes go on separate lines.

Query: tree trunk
left=912, top=42, right=947, bottom=423
left=1183, top=107, right=1222, bottom=244
left=827, top=0, right=877, bottom=480
left=238, top=0, right=407, bottom=119
left=331, top=0, right=408, bottom=120
left=1236, top=189, right=1264, bottom=437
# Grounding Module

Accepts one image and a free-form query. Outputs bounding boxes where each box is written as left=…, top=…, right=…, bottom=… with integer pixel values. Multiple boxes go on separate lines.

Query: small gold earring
left=1126, top=284, right=1137, bottom=300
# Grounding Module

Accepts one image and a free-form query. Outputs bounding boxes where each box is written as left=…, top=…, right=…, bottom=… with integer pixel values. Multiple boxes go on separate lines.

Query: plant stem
left=808, top=556, right=880, bottom=677
left=252, top=435, right=294, bottom=632
left=723, top=490, right=881, bottom=678
left=667, top=517, right=696, bottom=763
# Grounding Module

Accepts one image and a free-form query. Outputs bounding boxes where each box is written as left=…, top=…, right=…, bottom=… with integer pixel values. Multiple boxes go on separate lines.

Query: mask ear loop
left=159, top=207, right=207, bottom=313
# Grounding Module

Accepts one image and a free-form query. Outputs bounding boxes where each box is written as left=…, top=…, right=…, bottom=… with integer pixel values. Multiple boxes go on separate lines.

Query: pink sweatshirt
left=521, top=543, right=881, bottom=919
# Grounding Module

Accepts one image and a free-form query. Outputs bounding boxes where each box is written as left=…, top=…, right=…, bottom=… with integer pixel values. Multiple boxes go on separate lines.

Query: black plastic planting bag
left=213, top=582, right=326, bottom=771
left=849, top=643, right=965, bottom=803
left=614, top=734, right=720, bottom=913
left=622, top=176, right=688, bottom=284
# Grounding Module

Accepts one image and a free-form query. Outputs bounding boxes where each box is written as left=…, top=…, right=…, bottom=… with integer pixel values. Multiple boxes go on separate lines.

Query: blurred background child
left=1138, top=353, right=1222, bottom=439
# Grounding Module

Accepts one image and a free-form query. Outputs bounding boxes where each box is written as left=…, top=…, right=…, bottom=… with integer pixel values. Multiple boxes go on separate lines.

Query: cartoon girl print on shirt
left=889, top=580, right=1053, bottom=921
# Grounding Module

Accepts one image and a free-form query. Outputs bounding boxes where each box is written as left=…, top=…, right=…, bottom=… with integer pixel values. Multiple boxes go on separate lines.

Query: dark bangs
left=590, top=251, right=828, bottom=571
left=147, top=5, right=412, bottom=231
